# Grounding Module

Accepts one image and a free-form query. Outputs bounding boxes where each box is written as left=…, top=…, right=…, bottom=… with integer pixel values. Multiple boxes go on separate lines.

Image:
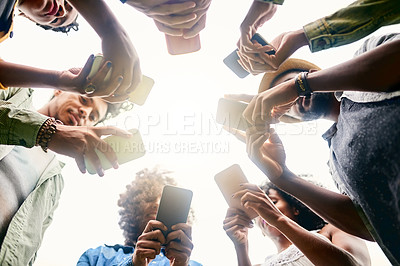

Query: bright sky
left=0, top=0, right=397, bottom=265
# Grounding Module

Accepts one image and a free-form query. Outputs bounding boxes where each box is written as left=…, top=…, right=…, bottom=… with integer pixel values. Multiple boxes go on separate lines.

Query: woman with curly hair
left=77, top=168, right=201, bottom=266
left=223, top=181, right=371, bottom=266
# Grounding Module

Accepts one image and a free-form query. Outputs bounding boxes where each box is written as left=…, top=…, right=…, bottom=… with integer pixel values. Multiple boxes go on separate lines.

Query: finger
left=94, top=126, right=133, bottom=138
left=154, top=20, right=183, bottom=36
left=85, top=150, right=104, bottom=177
left=182, top=14, right=206, bottom=38
left=75, top=156, right=86, bottom=174
left=146, top=1, right=196, bottom=16
left=127, top=64, right=142, bottom=94
left=223, top=125, right=246, bottom=143
left=143, top=220, right=168, bottom=233
left=95, top=140, right=119, bottom=169
left=152, top=13, right=197, bottom=27
left=80, top=54, right=95, bottom=78
left=171, top=223, right=192, bottom=239
left=223, top=94, right=254, bottom=103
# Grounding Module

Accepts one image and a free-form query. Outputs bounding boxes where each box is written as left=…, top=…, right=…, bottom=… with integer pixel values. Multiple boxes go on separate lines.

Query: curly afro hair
left=260, top=181, right=327, bottom=231
left=117, top=168, right=195, bottom=246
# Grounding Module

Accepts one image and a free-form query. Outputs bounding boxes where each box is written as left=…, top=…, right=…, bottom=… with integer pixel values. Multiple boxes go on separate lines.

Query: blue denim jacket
left=77, top=244, right=202, bottom=266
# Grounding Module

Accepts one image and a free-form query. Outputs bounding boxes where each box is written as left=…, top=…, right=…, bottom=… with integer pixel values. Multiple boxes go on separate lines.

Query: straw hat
left=258, top=58, right=321, bottom=123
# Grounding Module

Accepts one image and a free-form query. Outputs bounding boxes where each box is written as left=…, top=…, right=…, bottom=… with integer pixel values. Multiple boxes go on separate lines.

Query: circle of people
left=0, top=0, right=399, bottom=265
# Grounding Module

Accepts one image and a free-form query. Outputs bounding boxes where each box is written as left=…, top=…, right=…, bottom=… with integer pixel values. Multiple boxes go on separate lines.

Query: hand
left=233, top=183, right=285, bottom=228
left=48, top=125, right=132, bottom=177
left=100, top=28, right=142, bottom=102
left=133, top=220, right=168, bottom=265
left=238, top=29, right=309, bottom=75
left=237, top=1, right=277, bottom=75
left=56, top=55, right=94, bottom=93
left=247, top=128, right=286, bottom=181
left=243, top=77, right=298, bottom=125
left=223, top=208, right=253, bottom=247
left=165, top=223, right=194, bottom=266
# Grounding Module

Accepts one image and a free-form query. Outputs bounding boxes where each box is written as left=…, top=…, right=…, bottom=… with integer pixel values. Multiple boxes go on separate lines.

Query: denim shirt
left=304, top=0, right=400, bottom=52
left=77, top=244, right=202, bottom=266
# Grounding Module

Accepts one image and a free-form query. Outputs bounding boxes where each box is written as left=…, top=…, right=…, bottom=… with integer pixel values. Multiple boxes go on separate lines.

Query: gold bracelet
left=36, top=118, right=63, bottom=153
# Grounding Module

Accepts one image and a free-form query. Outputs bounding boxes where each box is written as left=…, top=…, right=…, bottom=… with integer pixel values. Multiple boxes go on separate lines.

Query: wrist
left=294, top=72, right=312, bottom=97
left=36, top=118, right=64, bottom=152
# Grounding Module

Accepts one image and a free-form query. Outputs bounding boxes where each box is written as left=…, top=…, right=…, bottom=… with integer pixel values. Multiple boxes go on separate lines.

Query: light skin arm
left=48, top=125, right=132, bottom=177
left=235, top=184, right=370, bottom=266
left=68, top=0, right=141, bottom=102
left=243, top=38, right=400, bottom=124
left=222, top=208, right=253, bottom=266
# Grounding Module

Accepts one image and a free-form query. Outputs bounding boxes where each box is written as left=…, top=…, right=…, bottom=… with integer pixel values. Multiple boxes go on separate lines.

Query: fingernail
left=106, top=61, right=112, bottom=68
left=118, top=76, right=123, bottom=83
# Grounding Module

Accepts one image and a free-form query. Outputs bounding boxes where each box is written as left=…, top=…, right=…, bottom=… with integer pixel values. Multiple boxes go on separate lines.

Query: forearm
left=307, top=39, right=400, bottom=94
left=68, top=0, right=126, bottom=39
left=303, top=0, right=400, bottom=52
left=240, top=1, right=277, bottom=32
left=0, top=61, right=60, bottom=89
left=234, top=243, right=252, bottom=266
left=274, top=170, right=373, bottom=241
left=274, top=218, right=360, bottom=266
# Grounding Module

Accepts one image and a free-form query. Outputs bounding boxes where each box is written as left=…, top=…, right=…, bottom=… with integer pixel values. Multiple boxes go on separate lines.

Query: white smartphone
left=156, top=185, right=193, bottom=237
left=128, top=75, right=155, bottom=106
left=214, top=164, right=258, bottom=219
left=216, top=98, right=251, bottom=131
left=84, top=129, right=146, bottom=175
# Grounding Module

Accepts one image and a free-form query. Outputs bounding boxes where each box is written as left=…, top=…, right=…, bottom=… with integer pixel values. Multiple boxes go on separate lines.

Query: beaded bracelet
left=36, top=117, right=63, bottom=153
left=295, top=72, right=312, bottom=97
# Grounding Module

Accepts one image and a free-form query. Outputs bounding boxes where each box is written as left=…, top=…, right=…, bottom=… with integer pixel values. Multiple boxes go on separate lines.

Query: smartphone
left=216, top=98, right=251, bottom=131
left=214, top=164, right=258, bottom=219
left=156, top=185, right=193, bottom=236
left=128, top=75, right=155, bottom=106
left=165, top=34, right=201, bottom=55
left=84, top=129, right=146, bottom=175
left=223, top=33, right=275, bottom=78
left=88, top=53, right=112, bottom=82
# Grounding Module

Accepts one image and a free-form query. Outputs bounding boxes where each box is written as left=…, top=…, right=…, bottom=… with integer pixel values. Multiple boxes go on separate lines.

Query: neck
left=37, top=103, right=50, bottom=117
left=269, top=233, right=292, bottom=253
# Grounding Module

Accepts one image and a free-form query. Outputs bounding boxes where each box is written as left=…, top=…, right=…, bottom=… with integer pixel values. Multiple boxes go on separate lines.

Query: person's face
left=256, top=189, right=298, bottom=237
left=18, top=0, right=78, bottom=29
left=272, top=71, right=331, bottom=121
left=137, top=196, right=161, bottom=233
left=49, top=91, right=108, bottom=126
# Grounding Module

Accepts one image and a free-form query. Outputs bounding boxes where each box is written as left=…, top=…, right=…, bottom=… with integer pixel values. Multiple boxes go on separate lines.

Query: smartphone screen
left=214, top=164, right=258, bottom=219
left=84, top=129, right=146, bottom=174
left=223, top=33, right=275, bottom=78
left=216, top=98, right=251, bottom=131
left=156, top=185, right=193, bottom=236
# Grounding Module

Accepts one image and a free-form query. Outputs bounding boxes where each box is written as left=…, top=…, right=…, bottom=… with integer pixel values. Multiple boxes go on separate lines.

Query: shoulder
left=354, top=33, right=400, bottom=56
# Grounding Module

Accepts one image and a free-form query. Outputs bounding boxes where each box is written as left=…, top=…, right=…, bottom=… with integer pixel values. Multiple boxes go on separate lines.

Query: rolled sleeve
left=255, top=0, right=284, bottom=5
left=303, top=0, right=400, bottom=52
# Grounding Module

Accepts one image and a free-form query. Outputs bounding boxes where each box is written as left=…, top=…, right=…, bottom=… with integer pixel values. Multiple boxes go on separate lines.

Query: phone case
left=156, top=185, right=193, bottom=236
left=128, top=75, right=155, bottom=105
left=84, top=129, right=146, bottom=174
left=216, top=98, right=251, bottom=131
left=214, top=164, right=258, bottom=219
left=87, top=54, right=112, bottom=82
left=223, top=33, right=275, bottom=78
left=165, top=34, right=201, bottom=55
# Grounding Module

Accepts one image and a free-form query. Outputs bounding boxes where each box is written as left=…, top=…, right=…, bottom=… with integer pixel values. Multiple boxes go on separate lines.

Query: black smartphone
left=223, top=33, right=275, bottom=78
left=214, top=164, right=258, bottom=219
left=216, top=98, right=251, bottom=131
left=156, top=185, right=193, bottom=236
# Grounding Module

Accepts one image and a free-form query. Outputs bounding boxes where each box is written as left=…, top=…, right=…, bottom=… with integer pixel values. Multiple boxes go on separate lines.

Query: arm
left=222, top=208, right=253, bottom=266
left=243, top=128, right=373, bottom=241
left=164, top=223, right=194, bottom=266
left=243, top=38, right=400, bottom=124
left=236, top=184, right=370, bottom=266
left=68, top=0, right=141, bottom=101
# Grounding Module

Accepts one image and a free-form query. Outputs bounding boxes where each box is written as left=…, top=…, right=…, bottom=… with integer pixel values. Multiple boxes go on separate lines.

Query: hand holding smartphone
left=156, top=185, right=193, bottom=237
left=214, top=164, right=258, bottom=219
left=84, top=129, right=146, bottom=175
left=223, top=33, right=275, bottom=78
